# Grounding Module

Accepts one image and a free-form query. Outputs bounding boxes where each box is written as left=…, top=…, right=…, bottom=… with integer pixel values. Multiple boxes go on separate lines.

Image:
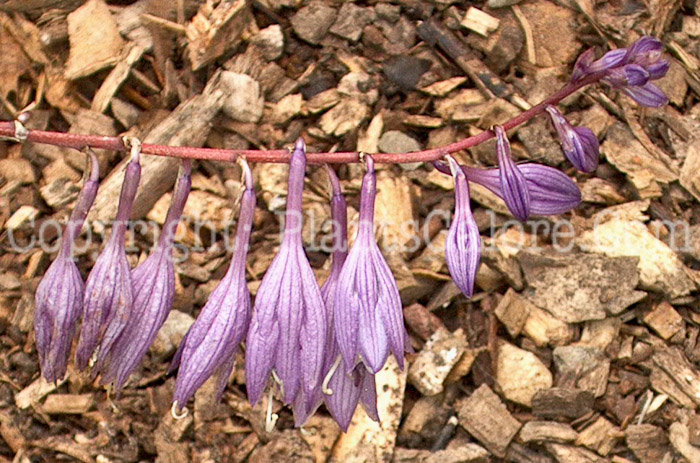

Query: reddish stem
left=0, top=75, right=599, bottom=164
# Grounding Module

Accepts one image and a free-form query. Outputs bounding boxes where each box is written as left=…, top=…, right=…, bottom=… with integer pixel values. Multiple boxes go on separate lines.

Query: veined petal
left=75, top=237, right=133, bottom=370
left=78, top=158, right=141, bottom=372
left=35, top=151, right=99, bottom=382
left=461, top=164, right=581, bottom=216
left=334, top=156, right=407, bottom=374
left=246, top=138, right=326, bottom=409
left=622, top=82, right=668, bottom=107
left=35, top=257, right=84, bottom=382
left=444, top=156, right=481, bottom=299
left=174, top=161, right=253, bottom=407
left=495, top=126, right=530, bottom=221
left=545, top=106, right=600, bottom=172
left=100, top=161, right=191, bottom=388
left=626, top=36, right=663, bottom=66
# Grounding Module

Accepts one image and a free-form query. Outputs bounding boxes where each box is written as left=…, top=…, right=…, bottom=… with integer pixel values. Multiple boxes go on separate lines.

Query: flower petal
left=495, top=126, right=530, bottom=221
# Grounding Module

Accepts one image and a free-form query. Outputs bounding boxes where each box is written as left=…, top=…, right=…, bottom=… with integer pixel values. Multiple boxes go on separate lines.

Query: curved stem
left=0, top=74, right=601, bottom=165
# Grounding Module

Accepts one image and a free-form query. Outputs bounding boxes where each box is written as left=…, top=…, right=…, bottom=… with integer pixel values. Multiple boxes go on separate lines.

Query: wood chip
left=519, top=421, right=578, bottom=444
left=456, top=384, right=522, bottom=457
left=494, top=288, right=531, bottom=337
left=5, top=205, right=39, bottom=231
left=408, top=328, right=468, bottom=396
left=496, top=342, right=552, bottom=407
left=91, top=43, right=147, bottom=113
left=520, top=251, right=645, bottom=323
left=461, top=7, right=500, bottom=37
left=576, top=417, right=621, bottom=456
left=652, top=346, right=700, bottom=406
left=65, top=0, right=126, bottom=80
left=523, top=305, right=574, bottom=347
left=420, top=77, right=468, bottom=97
left=669, top=420, right=700, bottom=463
left=532, top=388, right=595, bottom=419
left=625, top=424, right=670, bottom=463
left=643, top=301, right=685, bottom=340
left=545, top=443, right=607, bottom=463
left=601, top=122, right=678, bottom=198
left=553, top=346, right=610, bottom=398
left=577, top=211, right=696, bottom=298
left=15, top=376, right=66, bottom=409
left=186, top=0, right=256, bottom=71
left=40, top=394, right=94, bottom=414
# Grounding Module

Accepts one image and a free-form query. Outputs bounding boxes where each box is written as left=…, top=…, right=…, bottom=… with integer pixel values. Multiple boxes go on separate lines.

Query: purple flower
left=299, top=165, right=379, bottom=431
left=573, top=36, right=669, bottom=107
left=572, top=48, right=627, bottom=82
left=545, top=105, right=600, bottom=172
left=495, top=126, right=530, bottom=221
left=620, top=82, right=668, bottom=108
left=76, top=150, right=141, bottom=371
left=98, top=160, right=192, bottom=389
left=245, top=138, right=326, bottom=408
left=434, top=160, right=582, bottom=216
left=461, top=164, right=582, bottom=216
left=35, top=151, right=99, bottom=382
left=605, top=64, right=650, bottom=87
left=334, top=155, right=408, bottom=374
left=171, top=160, right=254, bottom=411
left=444, top=156, right=481, bottom=299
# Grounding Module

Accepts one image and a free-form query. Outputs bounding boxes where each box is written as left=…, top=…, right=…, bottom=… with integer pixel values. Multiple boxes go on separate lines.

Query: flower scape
left=23, top=35, right=674, bottom=436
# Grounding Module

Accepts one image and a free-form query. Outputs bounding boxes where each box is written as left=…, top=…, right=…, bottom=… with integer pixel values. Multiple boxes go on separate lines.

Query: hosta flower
left=35, top=151, right=99, bottom=382
left=76, top=150, right=141, bottom=370
left=573, top=36, right=669, bottom=107
left=171, top=160, right=254, bottom=411
left=461, top=164, right=582, bottom=216
left=98, top=160, right=192, bottom=389
left=495, top=126, right=530, bottom=221
left=545, top=105, right=600, bottom=172
left=334, top=155, right=408, bottom=374
left=303, top=166, right=378, bottom=431
left=444, top=155, right=481, bottom=299
left=433, top=160, right=582, bottom=216
left=245, top=138, right=326, bottom=410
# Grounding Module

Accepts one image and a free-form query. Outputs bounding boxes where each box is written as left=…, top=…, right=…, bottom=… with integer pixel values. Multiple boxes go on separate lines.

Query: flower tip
left=445, top=155, right=463, bottom=178
left=88, top=150, right=100, bottom=182
left=294, top=137, right=306, bottom=155
left=363, top=153, right=375, bottom=173
left=240, top=158, right=253, bottom=190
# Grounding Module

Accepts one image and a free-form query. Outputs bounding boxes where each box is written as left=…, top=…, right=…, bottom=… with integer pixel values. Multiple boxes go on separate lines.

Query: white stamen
left=171, top=401, right=188, bottom=420
left=271, top=370, right=285, bottom=398
left=265, top=389, right=279, bottom=433
left=322, top=356, right=342, bottom=396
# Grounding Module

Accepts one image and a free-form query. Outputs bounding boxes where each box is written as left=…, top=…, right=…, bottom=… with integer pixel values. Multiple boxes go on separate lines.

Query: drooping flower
left=444, top=155, right=481, bottom=299
left=171, top=160, right=254, bottom=411
left=35, top=151, right=99, bottom=382
left=545, top=105, right=600, bottom=173
left=75, top=146, right=141, bottom=371
left=245, top=138, right=326, bottom=411
left=299, top=165, right=379, bottom=431
left=495, top=126, right=530, bottom=221
left=572, top=36, right=669, bottom=107
left=98, top=160, right=192, bottom=389
left=432, top=161, right=582, bottom=216
left=334, top=155, right=409, bottom=374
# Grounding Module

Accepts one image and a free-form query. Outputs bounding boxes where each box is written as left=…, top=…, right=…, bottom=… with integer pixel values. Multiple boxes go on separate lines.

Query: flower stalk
left=0, top=73, right=604, bottom=165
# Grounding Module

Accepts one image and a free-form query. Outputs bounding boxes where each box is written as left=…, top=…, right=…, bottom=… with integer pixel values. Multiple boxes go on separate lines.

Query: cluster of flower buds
left=33, top=36, right=669, bottom=430
left=572, top=36, right=670, bottom=108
